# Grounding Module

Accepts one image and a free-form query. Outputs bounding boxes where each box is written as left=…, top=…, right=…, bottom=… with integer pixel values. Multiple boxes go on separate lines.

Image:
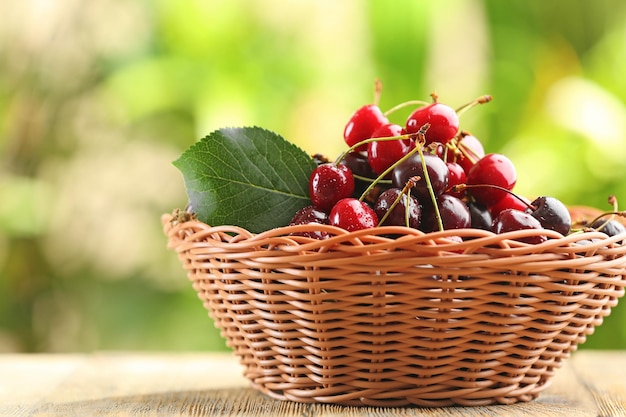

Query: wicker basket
left=162, top=209, right=626, bottom=407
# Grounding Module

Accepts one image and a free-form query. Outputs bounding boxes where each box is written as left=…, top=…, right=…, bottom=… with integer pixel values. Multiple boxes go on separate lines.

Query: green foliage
left=174, top=127, right=316, bottom=233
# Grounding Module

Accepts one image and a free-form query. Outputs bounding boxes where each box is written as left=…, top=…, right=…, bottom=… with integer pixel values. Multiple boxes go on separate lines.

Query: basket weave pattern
left=162, top=213, right=626, bottom=407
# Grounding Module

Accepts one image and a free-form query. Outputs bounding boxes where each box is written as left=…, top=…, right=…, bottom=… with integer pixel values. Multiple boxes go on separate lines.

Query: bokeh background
left=2, top=0, right=626, bottom=353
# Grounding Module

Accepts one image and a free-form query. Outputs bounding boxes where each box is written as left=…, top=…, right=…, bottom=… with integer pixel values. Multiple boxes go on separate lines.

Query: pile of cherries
left=290, top=85, right=623, bottom=243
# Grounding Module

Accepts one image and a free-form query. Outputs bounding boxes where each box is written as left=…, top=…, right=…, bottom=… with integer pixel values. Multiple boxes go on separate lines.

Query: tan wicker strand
left=162, top=210, right=626, bottom=407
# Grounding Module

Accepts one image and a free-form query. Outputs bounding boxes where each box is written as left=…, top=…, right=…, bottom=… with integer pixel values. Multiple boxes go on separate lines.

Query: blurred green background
left=2, top=0, right=626, bottom=353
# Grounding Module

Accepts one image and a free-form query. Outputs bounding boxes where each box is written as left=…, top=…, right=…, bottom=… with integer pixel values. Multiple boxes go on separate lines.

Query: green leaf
left=173, top=126, right=316, bottom=233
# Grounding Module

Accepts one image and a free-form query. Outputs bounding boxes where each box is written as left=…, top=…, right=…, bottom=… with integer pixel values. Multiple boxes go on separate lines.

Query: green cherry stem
left=377, top=175, right=419, bottom=227
left=333, top=133, right=412, bottom=165
left=587, top=195, right=622, bottom=232
left=383, top=100, right=431, bottom=117
left=357, top=124, right=432, bottom=203
left=334, top=132, right=420, bottom=165
left=404, top=177, right=418, bottom=228
left=353, top=173, right=392, bottom=184
left=357, top=142, right=417, bottom=202
left=415, top=141, right=444, bottom=232
left=455, top=95, right=492, bottom=117
left=446, top=132, right=480, bottom=165
left=587, top=211, right=626, bottom=230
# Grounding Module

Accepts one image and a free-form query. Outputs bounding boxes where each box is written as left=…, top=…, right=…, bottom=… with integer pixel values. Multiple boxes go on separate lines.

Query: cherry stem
left=587, top=211, right=626, bottom=228
left=416, top=141, right=444, bottom=232
left=383, top=100, right=432, bottom=117
left=352, top=173, right=391, bottom=184
left=453, top=183, right=535, bottom=211
left=357, top=139, right=417, bottom=202
left=405, top=186, right=413, bottom=228
left=333, top=133, right=413, bottom=166
left=356, top=123, right=431, bottom=203
left=588, top=195, right=621, bottom=232
left=446, top=131, right=480, bottom=165
left=377, top=176, right=419, bottom=227
left=455, top=95, right=492, bottom=117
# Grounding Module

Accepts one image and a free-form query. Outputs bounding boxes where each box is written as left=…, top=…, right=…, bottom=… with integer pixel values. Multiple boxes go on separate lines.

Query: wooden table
left=1, top=351, right=625, bottom=416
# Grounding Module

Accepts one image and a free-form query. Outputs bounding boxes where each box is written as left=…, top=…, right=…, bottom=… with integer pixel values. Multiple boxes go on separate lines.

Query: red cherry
left=329, top=198, right=379, bottom=231
left=488, top=192, right=530, bottom=217
left=446, top=132, right=485, bottom=173
left=343, top=104, right=389, bottom=151
left=367, top=123, right=414, bottom=175
left=492, top=209, right=547, bottom=244
left=466, top=153, right=517, bottom=206
left=445, top=162, right=467, bottom=198
left=309, top=163, right=355, bottom=212
left=405, top=103, right=459, bottom=145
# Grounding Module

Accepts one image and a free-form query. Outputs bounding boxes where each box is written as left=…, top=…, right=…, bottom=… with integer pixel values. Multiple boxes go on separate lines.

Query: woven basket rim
left=162, top=208, right=626, bottom=252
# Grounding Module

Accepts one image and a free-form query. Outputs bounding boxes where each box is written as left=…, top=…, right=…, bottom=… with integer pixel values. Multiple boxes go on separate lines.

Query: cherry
left=405, top=102, right=459, bottom=145
left=590, top=218, right=626, bottom=237
left=289, top=205, right=330, bottom=239
left=446, top=132, right=485, bottom=173
left=340, top=151, right=376, bottom=179
left=309, top=163, right=355, bottom=212
left=445, top=162, right=467, bottom=198
left=466, top=153, right=517, bottom=206
left=488, top=193, right=530, bottom=217
left=367, top=123, right=414, bottom=175
left=491, top=209, right=547, bottom=244
left=468, top=201, right=492, bottom=231
left=343, top=104, right=389, bottom=151
left=329, top=198, right=379, bottom=231
left=391, top=153, right=449, bottom=201
left=420, top=194, right=471, bottom=233
left=527, top=196, right=571, bottom=236
left=374, top=188, right=421, bottom=229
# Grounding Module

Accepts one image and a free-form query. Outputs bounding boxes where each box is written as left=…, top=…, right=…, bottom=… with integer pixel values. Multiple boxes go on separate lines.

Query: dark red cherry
left=468, top=201, right=492, bottom=231
left=374, top=188, right=421, bottom=229
left=590, top=218, right=626, bottom=237
left=367, top=123, right=414, bottom=175
left=491, top=209, right=547, bottom=244
left=420, top=194, right=471, bottom=233
left=340, top=151, right=376, bottom=179
left=527, top=196, right=571, bottom=236
left=289, top=205, right=330, bottom=240
left=391, top=153, right=449, bottom=200
left=343, top=104, right=389, bottom=151
left=466, top=153, right=517, bottom=206
left=329, top=198, right=379, bottom=231
left=405, top=103, right=459, bottom=145
left=309, top=163, right=355, bottom=212
left=340, top=151, right=377, bottom=199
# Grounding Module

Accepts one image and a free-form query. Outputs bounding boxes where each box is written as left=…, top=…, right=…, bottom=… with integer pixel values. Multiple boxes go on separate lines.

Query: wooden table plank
left=0, top=351, right=624, bottom=416
left=570, top=351, right=626, bottom=417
